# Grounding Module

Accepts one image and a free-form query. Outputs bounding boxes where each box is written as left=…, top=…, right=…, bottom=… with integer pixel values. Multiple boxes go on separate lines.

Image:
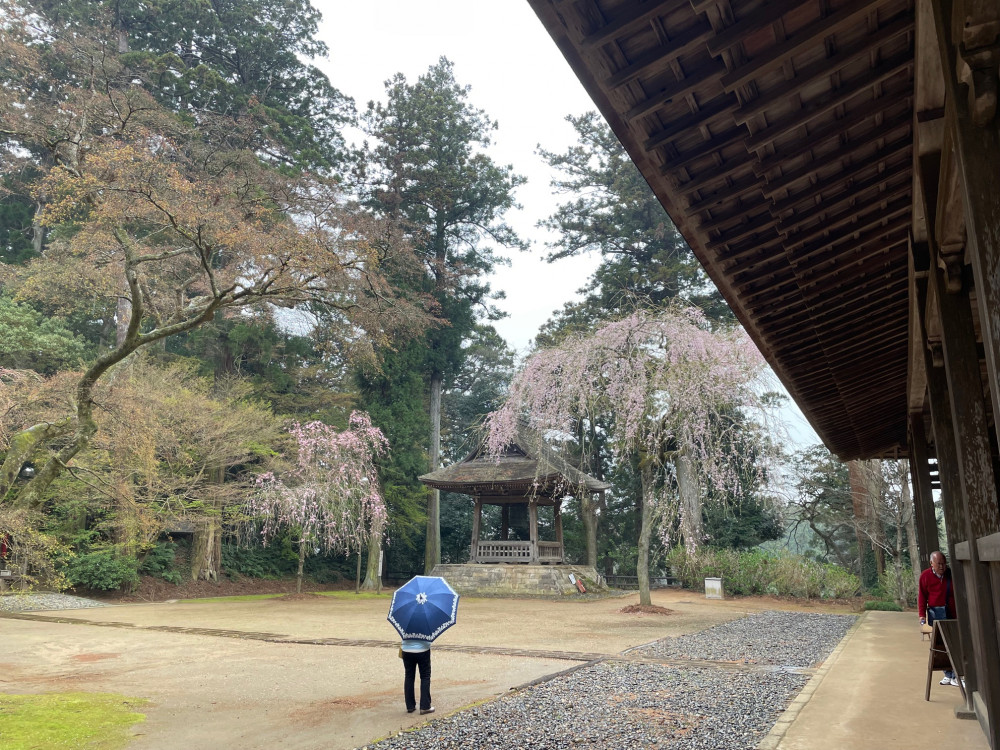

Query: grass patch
left=863, top=600, right=903, bottom=611
left=314, top=590, right=389, bottom=600
left=0, top=692, right=146, bottom=750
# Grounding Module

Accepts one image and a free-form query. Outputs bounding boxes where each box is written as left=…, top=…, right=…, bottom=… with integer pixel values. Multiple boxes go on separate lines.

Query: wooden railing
left=476, top=541, right=532, bottom=563
left=474, top=541, right=564, bottom=564
left=537, top=542, right=562, bottom=562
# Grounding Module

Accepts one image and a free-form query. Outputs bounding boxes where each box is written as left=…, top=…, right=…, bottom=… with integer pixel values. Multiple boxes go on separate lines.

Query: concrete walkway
left=767, top=610, right=987, bottom=750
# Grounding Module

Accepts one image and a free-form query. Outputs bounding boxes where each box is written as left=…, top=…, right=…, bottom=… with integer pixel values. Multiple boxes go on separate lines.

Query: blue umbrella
left=387, top=575, right=459, bottom=642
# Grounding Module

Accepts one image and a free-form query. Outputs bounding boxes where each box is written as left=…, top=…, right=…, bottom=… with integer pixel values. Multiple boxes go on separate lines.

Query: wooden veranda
left=525, top=0, right=1000, bottom=745
left=419, top=436, right=609, bottom=565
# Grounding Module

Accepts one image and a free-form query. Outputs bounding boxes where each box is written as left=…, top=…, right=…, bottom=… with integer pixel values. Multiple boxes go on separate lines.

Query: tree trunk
left=676, top=448, right=703, bottom=553
left=296, top=536, right=306, bottom=594
left=863, top=460, right=887, bottom=577
left=31, top=200, right=45, bottom=255
left=361, top=530, right=381, bottom=591
left=637, top=458, right=655, bottom=607
left=424, top=370, right=442, bottom=574
left=191, top=516, right=220, bottom=582
left=899, top=460, right=921, bottom=593
left=0, top=419, right=72, bottom=499
left=115, top=294, right=132, bottom=348
left=580, top=493, right=599, bottom=568
left=848, top=461, right=870, bottom=581
left=190, top=465, right=224, bottom=582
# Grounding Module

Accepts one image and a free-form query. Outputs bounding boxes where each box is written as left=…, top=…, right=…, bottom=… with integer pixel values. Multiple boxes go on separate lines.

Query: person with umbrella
left=387, top=575, right=459, bottom=715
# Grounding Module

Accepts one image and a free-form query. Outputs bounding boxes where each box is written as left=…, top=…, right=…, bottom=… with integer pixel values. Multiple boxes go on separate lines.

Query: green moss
left=863, top=600, right=903, bottom=611
left=0, top=692, right=146, bottom=750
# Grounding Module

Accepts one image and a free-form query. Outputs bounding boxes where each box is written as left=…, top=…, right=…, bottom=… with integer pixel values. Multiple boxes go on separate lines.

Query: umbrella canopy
left=387, top=575, right=459, bottom=642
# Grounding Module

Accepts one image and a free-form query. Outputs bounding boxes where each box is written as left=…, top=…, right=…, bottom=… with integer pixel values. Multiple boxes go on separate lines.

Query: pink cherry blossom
left=248, top=411, right=389, bottom=554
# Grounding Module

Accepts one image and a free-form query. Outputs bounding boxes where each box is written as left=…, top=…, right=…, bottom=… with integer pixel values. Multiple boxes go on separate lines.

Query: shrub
left=221, top=542, right=293, bottom=580
left=137, top=541, right=182, bottom=585
left=864, top=600, right=903, bottom=611
left=874, top=566, right=917, bottom=607
left=63, top=548, right=140, bottom=591
left=667, top=547, right=860, bottom=600
left=822, top=563, right=862, bottom=599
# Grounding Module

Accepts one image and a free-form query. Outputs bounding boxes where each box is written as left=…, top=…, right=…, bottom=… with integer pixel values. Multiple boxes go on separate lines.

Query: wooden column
left=932, top=0, right=1000, bottom=444
left=500, top=504, right=510, bottom=541
left=930, top=257, right=1000, bottom=735
left=528, top=500, right=538, bottom=564
left=924, top=337, right=979, bottom=715
left=470, top=498, right=482, bottom=563
left=554, top=500, right=564, bottom=563
left=908, top=412, right=941, bottom=569
left=915, top=249, right=978, bottom=714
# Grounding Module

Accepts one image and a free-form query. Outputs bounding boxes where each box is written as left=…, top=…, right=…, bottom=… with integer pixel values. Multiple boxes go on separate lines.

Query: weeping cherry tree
left=249, top=412, right=389, bottom=594
left=486, top=307, right=772, bottom=605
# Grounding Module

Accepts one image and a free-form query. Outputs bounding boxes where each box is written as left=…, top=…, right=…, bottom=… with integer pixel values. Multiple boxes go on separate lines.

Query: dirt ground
left=0, top=589, right=858, bottom=750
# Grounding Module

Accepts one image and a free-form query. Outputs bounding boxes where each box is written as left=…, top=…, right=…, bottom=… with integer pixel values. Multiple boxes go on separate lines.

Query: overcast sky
left=312, top=0, right=821, bottom=448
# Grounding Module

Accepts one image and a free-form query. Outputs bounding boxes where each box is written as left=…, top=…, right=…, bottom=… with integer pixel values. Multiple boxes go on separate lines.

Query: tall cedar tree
left=536, top=111, right=731, bottom=346
left=359, top=58, right=526, bottom=573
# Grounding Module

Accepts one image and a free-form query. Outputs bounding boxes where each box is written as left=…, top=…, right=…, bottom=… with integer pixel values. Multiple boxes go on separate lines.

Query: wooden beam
left=909, top=411, right=942, bottom=570
left=705, top=212, right=780, bottom=251
left=643, top=95, right=736, bottom=152
left=606, top=22, right=715, bottom=89
left=770, top=140, right=911, bottom=214
left=762, top=284, right=907, bottom=339
left=786, top=214, right=911, bottom=271
left=720, top=0, right=887, bottom=93
left=626, top=61, right=726, bottom=122
left=917, top=262, right=979, bottom=716
left=796, top=234, right=909, bottom=290
left=706, top=0, right=811, bottom=55
left=782, top=185, right=911, bottom=248
left=686, top=173, right=762, bottom=213
left=734, top=12, right=915, bottom=125
left=581, top=0, right=690, bottom=49
left=698, top=193, right=772, bottom=234
left=930, top=256, right=1000, bottom=734
left=744, top=52, right=913, bottom=154
left=784, top=194, right=911, bottom=252
left=763, top=282, right=907, bottom=347
left=660, top=125, right=748, bottom=173
left=676, top=152, right=758, bottom=195
left=756, top=96, right=911, bottom=181
left=939, top=55, right=1000, bottom=470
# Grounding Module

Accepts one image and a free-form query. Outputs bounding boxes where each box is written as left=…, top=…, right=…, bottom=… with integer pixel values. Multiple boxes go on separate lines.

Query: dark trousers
left=402, top=649, right=432, bottom=711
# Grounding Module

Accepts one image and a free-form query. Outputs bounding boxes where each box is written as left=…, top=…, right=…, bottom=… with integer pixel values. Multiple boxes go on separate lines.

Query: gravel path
left=360, top=610, right=857, bottom=750
left=630, top=610, right=857, bottom=667
left=0, top=592, right=109, bottom=612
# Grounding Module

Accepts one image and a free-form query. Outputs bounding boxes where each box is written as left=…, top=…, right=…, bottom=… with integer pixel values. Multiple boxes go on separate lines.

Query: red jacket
left=918, top=567, right=955, bottom=619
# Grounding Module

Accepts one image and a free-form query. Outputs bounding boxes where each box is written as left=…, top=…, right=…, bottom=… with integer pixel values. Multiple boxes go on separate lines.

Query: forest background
left=0, top=0, right=926, bottom=607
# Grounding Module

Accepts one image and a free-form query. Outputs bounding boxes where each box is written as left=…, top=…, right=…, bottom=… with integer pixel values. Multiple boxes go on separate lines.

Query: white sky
left=313, top=0, right=821, bottom=449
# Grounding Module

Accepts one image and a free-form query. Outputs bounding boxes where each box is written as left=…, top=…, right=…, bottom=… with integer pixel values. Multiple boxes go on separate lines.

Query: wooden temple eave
left=529, top=0, right=916, bottom=460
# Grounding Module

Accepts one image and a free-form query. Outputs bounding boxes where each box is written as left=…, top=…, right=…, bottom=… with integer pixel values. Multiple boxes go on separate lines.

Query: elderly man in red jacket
left=918, top=550, right=958, bottom=686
